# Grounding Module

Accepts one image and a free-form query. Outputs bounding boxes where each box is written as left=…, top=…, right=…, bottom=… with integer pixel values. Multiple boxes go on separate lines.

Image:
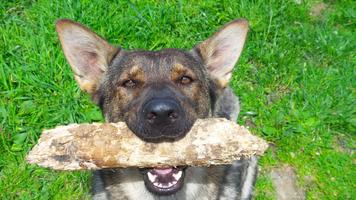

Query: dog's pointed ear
left=193, top=19, right=248, bottom=88
left=56, top=19, right=118, bottom=95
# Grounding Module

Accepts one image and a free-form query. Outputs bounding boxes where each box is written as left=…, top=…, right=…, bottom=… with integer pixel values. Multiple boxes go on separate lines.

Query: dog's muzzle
left=143, top=99, right=180, bottom=127
left=134, top=98, right=190, bottom=142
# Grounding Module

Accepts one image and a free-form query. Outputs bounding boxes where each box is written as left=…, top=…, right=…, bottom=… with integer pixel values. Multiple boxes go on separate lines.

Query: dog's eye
left=122, top=79, right=137, bottom=88
left=179, top=76, right=193, bottom=85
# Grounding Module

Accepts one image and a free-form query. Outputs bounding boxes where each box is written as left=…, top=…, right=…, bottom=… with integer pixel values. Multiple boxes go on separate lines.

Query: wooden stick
left=26, top=118, right=268, bottom=170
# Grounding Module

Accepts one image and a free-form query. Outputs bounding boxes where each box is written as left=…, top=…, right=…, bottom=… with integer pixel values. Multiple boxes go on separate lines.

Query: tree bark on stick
left=26, top=118, right=268, bottom=170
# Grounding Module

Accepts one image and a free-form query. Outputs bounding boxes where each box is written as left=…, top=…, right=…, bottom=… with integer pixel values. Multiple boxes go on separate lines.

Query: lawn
left=0, top=0, right=355, bottom=199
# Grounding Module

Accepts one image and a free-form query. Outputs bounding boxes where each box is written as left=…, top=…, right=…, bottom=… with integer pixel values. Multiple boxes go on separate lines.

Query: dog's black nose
left=143, top=99, right=179, bottom=125
left=131, top=97, right=193, bottom=142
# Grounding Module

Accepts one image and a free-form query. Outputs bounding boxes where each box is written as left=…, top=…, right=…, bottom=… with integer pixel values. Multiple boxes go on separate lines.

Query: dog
left=56, top=18, right=258, bottom=200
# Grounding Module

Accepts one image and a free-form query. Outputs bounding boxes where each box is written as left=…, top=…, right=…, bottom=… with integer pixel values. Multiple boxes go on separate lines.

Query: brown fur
left=99, top=49, right=211, bottom=124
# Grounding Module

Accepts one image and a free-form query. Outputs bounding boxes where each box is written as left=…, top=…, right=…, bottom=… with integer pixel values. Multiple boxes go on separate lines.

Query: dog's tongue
left=147, top=167, right=183, bottom=185
left=145, top=167, right=184, bottom=194
left=153, top=167, right=173, bottom=175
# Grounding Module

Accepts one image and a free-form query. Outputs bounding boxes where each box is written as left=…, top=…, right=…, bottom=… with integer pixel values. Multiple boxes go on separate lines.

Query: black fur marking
left=208, top=80, right=218, bottom=115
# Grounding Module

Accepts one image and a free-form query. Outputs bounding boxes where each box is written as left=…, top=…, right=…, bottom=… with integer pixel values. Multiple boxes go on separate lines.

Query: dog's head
left=56, top=19, right=248, bottom=196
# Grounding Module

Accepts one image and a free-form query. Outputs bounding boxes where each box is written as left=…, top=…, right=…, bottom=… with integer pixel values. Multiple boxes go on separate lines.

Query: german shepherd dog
left=56, top=18, right=258, bottom=200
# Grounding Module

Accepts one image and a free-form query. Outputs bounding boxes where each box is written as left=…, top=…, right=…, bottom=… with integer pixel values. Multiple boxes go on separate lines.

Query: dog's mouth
left=141, top=166, right=185, bottom=195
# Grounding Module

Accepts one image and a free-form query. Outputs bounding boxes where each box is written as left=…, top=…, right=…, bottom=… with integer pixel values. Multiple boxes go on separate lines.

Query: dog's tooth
left=153, top=182, right=160, bottom=187
left=168, top=182, right=173, bottom=187
left=147, top=172, right=157, bottom=182
left=172, top=170, right=182, bottom=180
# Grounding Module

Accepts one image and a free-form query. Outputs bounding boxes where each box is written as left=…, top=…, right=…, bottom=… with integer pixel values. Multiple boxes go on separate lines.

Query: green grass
left=1, top=0, right=355, bottom=199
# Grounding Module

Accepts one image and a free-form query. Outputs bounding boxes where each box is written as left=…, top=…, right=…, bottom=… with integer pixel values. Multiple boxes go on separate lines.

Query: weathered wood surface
left=26, top=118, right=268, bottom=170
